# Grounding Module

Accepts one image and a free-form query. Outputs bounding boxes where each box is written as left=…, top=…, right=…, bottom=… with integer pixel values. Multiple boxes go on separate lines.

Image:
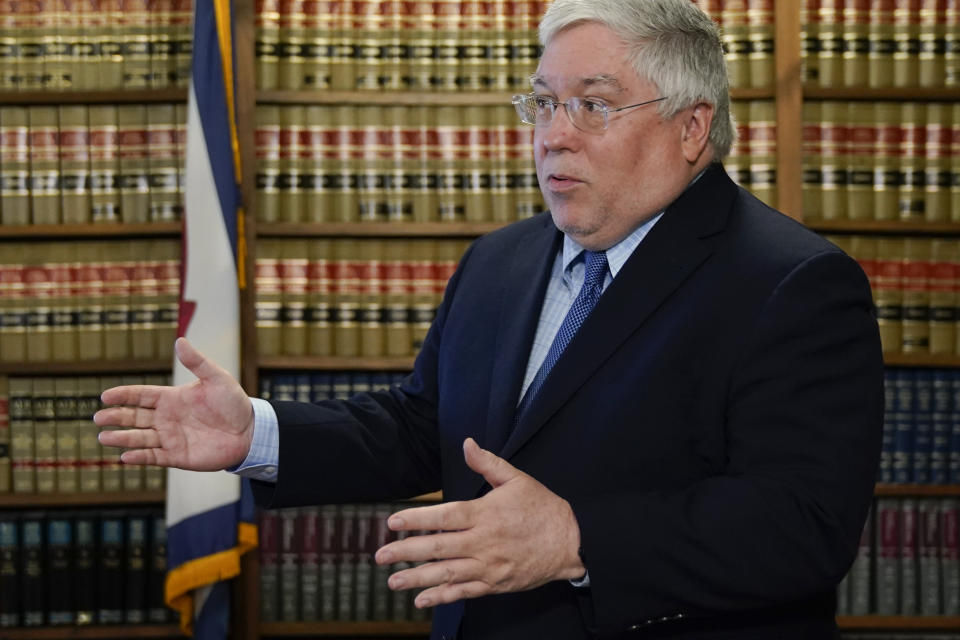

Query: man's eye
left=582, top=100, right=607, bottom=114
left=532, top=96, right=554, bottom=110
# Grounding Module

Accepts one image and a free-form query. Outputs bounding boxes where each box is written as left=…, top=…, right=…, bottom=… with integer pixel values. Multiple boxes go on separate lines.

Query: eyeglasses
left=511, top=94, right=669, bottom=133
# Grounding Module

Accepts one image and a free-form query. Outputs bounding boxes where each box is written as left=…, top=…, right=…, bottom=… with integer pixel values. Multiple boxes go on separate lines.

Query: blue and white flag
left=166, top=0, right=256, bottom=636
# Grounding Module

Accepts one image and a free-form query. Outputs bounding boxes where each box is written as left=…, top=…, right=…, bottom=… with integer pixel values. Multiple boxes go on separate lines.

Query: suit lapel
left=498, top=164, right=738, bottom=461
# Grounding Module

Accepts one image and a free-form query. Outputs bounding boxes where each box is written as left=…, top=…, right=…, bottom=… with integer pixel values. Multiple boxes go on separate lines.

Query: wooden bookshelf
left=803, top=86, right=960, bottom=101
left=806, top=220, right=960, bottom=235
left=257, top=356, right=416, bottom=371
left=0, top=625, right=184, bottom=639
left=837, top=616, right=960, bottom=630
left=260, top=621, right=431, bottom=637
left=874, top=484, right=960, bottom=497
left=882, top=353, right=960, bottom=368
left=0, top=491, right=167, bottom=508
left=0, top=360, right=173, bottom=375
left=257, top=222, right=506, bottom=238
left=0, top=223, right=181, bottom=239
left=0, top=89, right=188, bottom=105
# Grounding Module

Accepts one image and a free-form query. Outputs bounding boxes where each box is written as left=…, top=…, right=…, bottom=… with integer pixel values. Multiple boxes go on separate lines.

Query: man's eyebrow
left=529, top=73, right=626, bottom=93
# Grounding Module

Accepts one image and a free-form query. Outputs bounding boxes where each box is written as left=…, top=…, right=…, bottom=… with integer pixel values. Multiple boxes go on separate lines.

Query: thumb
left=174, top=337, right=223, bottom=383
left=463, top=437, right=521, bottom=488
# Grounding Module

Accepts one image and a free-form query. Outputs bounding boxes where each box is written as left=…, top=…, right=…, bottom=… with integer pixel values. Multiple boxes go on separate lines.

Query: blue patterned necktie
left=513, top=250, right=609, bottom=426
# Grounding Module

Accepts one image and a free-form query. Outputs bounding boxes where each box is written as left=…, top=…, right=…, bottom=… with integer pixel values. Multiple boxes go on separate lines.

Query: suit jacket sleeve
left=573, top=249, right=883, bottom=634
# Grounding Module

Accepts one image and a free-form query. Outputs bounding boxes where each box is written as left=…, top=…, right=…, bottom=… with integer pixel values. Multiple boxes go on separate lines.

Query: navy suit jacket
left=253, top=164, right=884, bottom=639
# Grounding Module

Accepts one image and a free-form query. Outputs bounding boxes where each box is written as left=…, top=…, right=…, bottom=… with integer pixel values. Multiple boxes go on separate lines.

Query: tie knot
left=583, top=250, right=608, bottom=288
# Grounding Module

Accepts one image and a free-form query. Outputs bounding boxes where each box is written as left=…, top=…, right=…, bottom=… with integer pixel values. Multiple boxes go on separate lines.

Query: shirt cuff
left=570, top=571, right=590, bottom=588
left=228, top=397, right=279, bottom=482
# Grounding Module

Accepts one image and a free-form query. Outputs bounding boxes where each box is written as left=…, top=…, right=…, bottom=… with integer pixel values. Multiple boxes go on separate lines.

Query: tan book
left=278, top=105, right=306, bottom=223
left=148, top=0, right=173, bottom=87
left=747, top=0, right=774, bottom=89
left=846, top=102, right=876, bottom=220
left=843, top=0, right=871, bottom=86
left=357, top=105, right=388, bottom=223
left=435, top=238, right=465, bottom=311
left=409, top=239, right=435, bottom=353
left=32, top=377, right=56, bottom=492
left=53, top=377, right=79, bottom=492
left=16, top=0, right=44, bottom=90
left=358, top=239, right=384, bottom=358
left=726, top=100, right=751, bottom=191
left=929, top=238, right=958, bottom=354
left=0, top=375, right=8, bottom=493
left=382, top=240, right=411, bottom=357
left=820, top=101, right=849, bottom=220
left=464, top=105, right=493, bottom=223
left=119, top=0, right=151, bottom=88
left=59, top=105, right=92, bottom=225
left=380, top=0, right=405, bottom=90
left=102, top=241, right=132, bottom=360
left=74, top=0, right=103, bottom=90
left=899, top=102, right=926, bottom=220
left=146, top=103, right=180, bottom=222
left=9, top=377, right=34, bottom=492
left=721, top=0, right=751, bottom=88
left=23, top=244, right=53, bottom=362
left=901, top=237, right=932, bottom=353
left=406, top=0, right=436, bottom=90
left=306, top=238, right=333, bottom=356
left=385, top=105, right=413, bottom=223
left=436, top=106, right=465, bottom=222
left=175, top=103, right=186, bottom=218
left=874, top=102, right=902, bottom=220
left=73, top=241, right=105, bottom=361
left=947, top=0, right=960, bottom=85
left=951, top=103, right=960, bottom=222
left=118, top=104, right=150, bottom=223
left=278, top=0, right=306, bottom=90
left=801, top=0, right=822, bottom=84
left=256, top=104, right=282, bottom=224
left=433, top=0, right=460, bottom=92
left=333, top=104, right=359, bottom=222
left=76, top=376, right=102, bottom=492
left=152, top=239, right=179, bottom=357
left=89, top=104, right=121, bottom=224
left=327, top=0, right=354, bottom=90
left=302, top=0, right=331, bottom=90
left=0, top=246, right=27, bottom=363
left=919, top=0, right=947, bottom=86
left=281, top=239, right=309, bottom=356
left=875, top=236, right=905, bottom=353
left=0, top=106, right=31, bottom=226
left=748, top=100, right=777, bottom=208
left=0, top=0, right=17, bottom=90
left=46, top=0, right=76, bottom=89
left=869, top=0, right=897, bottom=87
left=97, top=374, right=123, bottom=491
left=893, top=0, right=921, bottom=87
left=413, top=106, right=438, bottom=222
left=513, top=123, right=541, bottom=219
left=459, top=0, right=490, bottom=91
left=487, top=1, right=510, bottom=91
left=332, top=238, right=361, bottom=357
left=923, top=102, right=951, bottom=222
left=818, top=0, right=844, bottom=86
left=28, top=106, right=62, bottom=225
left=49, top=243, right=78, bottom=362
left=802, top=101, right=824, bottom=219
left=129, top=248, right=158, bottom=360
left=95, top=0, right=124, bottom=89
left=490, top=105, right=513, bottom=223
left=510, top=0, right=539, bottom=90
left=256, top=0, right=281, bottom=90
left=256, top=238, right=284, bottom=358
left=171, top=0, right=191, bottom=87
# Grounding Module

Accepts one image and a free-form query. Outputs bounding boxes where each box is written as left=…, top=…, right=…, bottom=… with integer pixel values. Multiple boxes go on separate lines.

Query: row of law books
left=255, top=238, right=468, bottom=358
left=825, top=235, right=960, bottom=356
left=881, top=368, right=960, bottom=486
left=839, top=498, right=959, bottom=617
left=726, top=99, right=777, bottom=208
left=258, top=503, right=431, bottom=623
left=255, top=0, right=548, bottom=92
left=0, top=374, right=171, bottom=494
left=258, top=371, right=409, bottom=402
left=0, top=104, right=186, bottom=227
left=0, top=0, right=192, bottom=91
left=0, top=240, right=181, bottom=363
left=693, top=0, right=775, bottom=89
left=801, top=0, right=960, bottom=88
left=803, top=102, right=960, bottom=225
left=0, top=508, right=172, bottom=628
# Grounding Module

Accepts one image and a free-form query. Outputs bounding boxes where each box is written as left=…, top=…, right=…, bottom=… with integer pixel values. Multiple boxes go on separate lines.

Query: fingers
left=376, top=529, right=472, bottom=566
left=175, top=337, right=227, bottom=383
left=387, top=500, right=473, bottom=533
left=413, top=581, right=491, bottom=609
left=93, top=405, right=158, bottom=430
left=462, top=437, right=521, bottom=488
left=98, top=426, right=162, bottom=450
left=387, top=557, right=483, bottom=592
left=99, top=384, right=164, bottom=410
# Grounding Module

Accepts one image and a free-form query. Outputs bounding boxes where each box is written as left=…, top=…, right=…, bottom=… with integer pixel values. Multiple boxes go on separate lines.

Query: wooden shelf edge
left=883, top=353, right=960, bottom=368
left=0, top=624, right=183, bottom=638
left=0, top=491, right=167, bottom=508
left=0, top=89, right=188, bottom=105
left=875, top=484, right=960, bottom=497
left=257, top=221, right=507, bottom=238
left=0, top=360, right=173, bottom=375
left=804, top=86, right=960, bottom=101
left=258, top=356, right=416, bottom=371
left=807, top=219, right=960, bottom=235
left=260, top=621, right=431, bottom=636
left=837, top=615, right=960, bottom=629
left=0, top=223, right=181, bottom=239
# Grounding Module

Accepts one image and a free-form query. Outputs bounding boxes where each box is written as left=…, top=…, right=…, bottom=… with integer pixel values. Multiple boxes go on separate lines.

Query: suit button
left=627, top=624, right=642, bottom=632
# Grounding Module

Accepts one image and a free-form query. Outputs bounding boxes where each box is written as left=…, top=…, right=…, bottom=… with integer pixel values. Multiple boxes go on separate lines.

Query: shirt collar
left=561, top=211, right=664, bottom=281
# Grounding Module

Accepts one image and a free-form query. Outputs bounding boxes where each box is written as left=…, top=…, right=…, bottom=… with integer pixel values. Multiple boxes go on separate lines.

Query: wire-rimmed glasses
left=511, top=94, right=669, bottom=133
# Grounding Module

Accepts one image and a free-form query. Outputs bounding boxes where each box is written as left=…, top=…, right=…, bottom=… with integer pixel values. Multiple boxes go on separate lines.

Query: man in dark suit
left=96, top=0, right=884, bottom=638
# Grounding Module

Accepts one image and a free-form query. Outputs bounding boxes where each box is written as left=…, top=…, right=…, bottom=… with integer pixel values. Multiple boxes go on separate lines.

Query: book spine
left=124, top=512, right=147, bottom=623
left=874, top=102, right=903, bottom=221
left=53, top=377, right=79, bottom=492
left=46, top=515, right=74, bottom=624
left=894, top=369, right=916, bottom=483
left=279, top=507, right=300, bottom=621
left=117, top=104, right=150, bottom=224
left=102, top=245, right=132, bottom=361
left=99, top=0, right=124, bottom=89
left=97, top=512, right=125, bottom=623
left=353, top=504, right=374, bottom=621
left=847, top=102, right=876, bottom=220
left=0, top=514, right=19, bottom=627
left=58, top=105, right=91, bottom=225
left=358, top=240, right=385, bottom=358
left=902, top=237, right=932, bottom=354
left=818, top=0, right=844, bottom=87
left=278, top=0, right=306, bottom=90
left=146, top=104, right=180, bottom=223
left=17, top=0, right=44, bottom=90
left=281, top=240, right=309, bottom=356
left=932, top=369, right=953, bottom=484
left=849, top=504, right=874, bottom=615
left=258, top=509, right=280, bottom=623
left=951, top=371, right=960, bottom=484
left=881, top=368, right=896, bottom=483
left=0, top=107, right=32, bottom=226
left=893, top=0, right=921, bottom=87
left=0, top=254, right=27, bottom=363
left=278, top=105, right=306, bottom=223
left=0, top=0, right=16, bottom=91
left=844, top=0, right=871, bottom=86
left=941, top=498, right=960, bottom=615
left=875, top=497, right=901, bottom=614
left=318, top=503, right=338, bottom=620
left=28, top=105, right=62, bottom=225
left=933, top=238, right=960, bottom=357
left=876, top=237, right=905, bottom=353
left=73, top=0, right=100, bottom=90
left=256, top=239, right=283, bottom=357
left=256, top=105, right=282, bottom=224
left=256, top=0, right=280, bottom=90
left=32, top=377, right=56, bottom=492
left=919, top=498, right=943, bottom=614
left=820, top=101, right=849, bottom=220
left=147, top=0, right=172, bottom=87
left=923, top=102, right=951, bottom=223
left=748, top=100, right=777, bottom=208
left=23, top=246, right=53, bottom=362
left=74, top=242, right=105, bottom=361
left=152, top=240, right=180, bottom=356
left=307, top=239, right=333, bottom=356
left=383, top=240, right=412, bottom=357
left=899, top=102, right=926, bottom=221
left=119, top=0, right=151, bottom=88
left=0, top=375, right=9, bottom=493
left=9, top=377, right=34, bottom=492
left=299, top=506, right=320, bottom=621
left=73, top=513, right=96, bottom=624
left=747, top=0, right=775, bottom=88
left=336, top=503, right=357, bottom=621
left=371, top=503, right=393, bottom=621
left=20, top=513, right=44, bottom=626
left=303, top=105, right=333, bottom=223
left=130, top=251, right=158, bottom=360
left=49, top=246, right=78, bottom=362
left=901, top=498, right=919, bottom=613
left=302, top=0, right=330, bottom=91
left=332, top=239, right=361, bottom=357
left=870, top=0, right=897, bottom=87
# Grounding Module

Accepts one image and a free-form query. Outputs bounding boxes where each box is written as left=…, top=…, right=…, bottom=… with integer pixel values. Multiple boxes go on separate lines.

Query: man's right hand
left=94, top=337, right=255, bottom=471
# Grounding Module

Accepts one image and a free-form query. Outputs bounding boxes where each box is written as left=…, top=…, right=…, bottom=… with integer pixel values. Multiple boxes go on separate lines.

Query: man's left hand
left=374, top=437, right=586, bottom=608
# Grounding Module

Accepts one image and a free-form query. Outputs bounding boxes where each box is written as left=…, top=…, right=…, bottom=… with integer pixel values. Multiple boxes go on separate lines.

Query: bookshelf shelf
left=0, top=360, right=173, bottom=375
left=0, top=89, right=188, bottom=105
left=260, top=621, right=431, bottom=636
left=875, top=484, right=960, bottom=497
left=0, top=223, right=181, bottom=239
left=258, top=356, right=415, bottom=371
left=837, top=616, right=960, bottom=630
left=0, top=624, right=183, bottom=639
left=882, top=354, right=960, bottom=368
left=257, top=222, right=506, bottom=238
left=806, top=220, right=960, bottom=235
left=803, top=86, right=960, bottom=101
left=0, top=491, right=166, bottom=508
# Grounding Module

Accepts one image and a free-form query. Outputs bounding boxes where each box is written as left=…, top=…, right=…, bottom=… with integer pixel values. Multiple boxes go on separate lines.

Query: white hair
left=538, top=0, right=736, bottom=159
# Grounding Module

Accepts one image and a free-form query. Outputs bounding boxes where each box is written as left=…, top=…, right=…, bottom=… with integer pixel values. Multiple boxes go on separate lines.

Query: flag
left=165, top=0, right=256, bottom=636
